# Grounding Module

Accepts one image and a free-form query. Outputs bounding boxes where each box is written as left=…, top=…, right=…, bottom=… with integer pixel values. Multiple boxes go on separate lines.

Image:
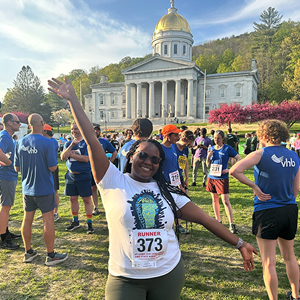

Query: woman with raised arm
left=48, top=78, right=257, bottom=300
left=230, top=120, right=300, bottom=300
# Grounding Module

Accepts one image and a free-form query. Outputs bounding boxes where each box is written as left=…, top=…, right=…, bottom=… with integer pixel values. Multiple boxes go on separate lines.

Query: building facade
left=85, top=1, right=259, bottom=124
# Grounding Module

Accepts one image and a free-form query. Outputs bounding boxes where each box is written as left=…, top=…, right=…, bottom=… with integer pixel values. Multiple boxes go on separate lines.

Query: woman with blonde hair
left=230, top=120, right=300, bottom=300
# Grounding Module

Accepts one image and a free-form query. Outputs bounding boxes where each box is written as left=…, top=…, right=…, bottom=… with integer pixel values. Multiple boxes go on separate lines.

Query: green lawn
left=1, top=156, right=299, bottom=299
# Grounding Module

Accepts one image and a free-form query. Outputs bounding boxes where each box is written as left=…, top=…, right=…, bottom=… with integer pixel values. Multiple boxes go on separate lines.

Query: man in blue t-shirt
left=161, top=124, right=188, bottom=234
left=91, top=126, right=117, bottom=216
left=15, top=113, right=67, bottom=265
left=0, top=113, right=21, bottom=250
left=61, top=122, right=94, bottom=234
left=42, top=124, right=60, bottom=222
left=118, top=118, right=153, bottom=173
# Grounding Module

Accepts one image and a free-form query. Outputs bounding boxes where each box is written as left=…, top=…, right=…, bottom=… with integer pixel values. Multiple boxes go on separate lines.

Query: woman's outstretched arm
left=48, top=78, right=109, bottom=183
left=180, top=202, right=258, bottom=272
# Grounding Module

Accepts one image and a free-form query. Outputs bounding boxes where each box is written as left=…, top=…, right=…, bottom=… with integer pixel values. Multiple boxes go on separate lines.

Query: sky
left=1, top=0, right=300, bottom=103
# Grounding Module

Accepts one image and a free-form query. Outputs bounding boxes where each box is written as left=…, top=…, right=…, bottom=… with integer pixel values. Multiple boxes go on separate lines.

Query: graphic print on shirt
left=127, top=189, right=166, bottom=230
left=20, top=145, right=38, bottom=154
left=271, top=154, right=296, bottom=167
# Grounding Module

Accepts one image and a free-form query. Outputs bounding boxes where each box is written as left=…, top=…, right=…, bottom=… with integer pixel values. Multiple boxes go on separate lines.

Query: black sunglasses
left=11, top=120, right=20, bottom=124
left=135, top=151, right=161, bottom=164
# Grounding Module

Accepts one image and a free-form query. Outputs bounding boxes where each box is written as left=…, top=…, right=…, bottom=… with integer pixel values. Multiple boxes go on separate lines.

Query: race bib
left=69, top=149, right=81, bottom=161
left=210, top=164, right=222, bottom=177
left=132, top=229, right=168, bottom=269
left=169, top=170, right=181, bottom=186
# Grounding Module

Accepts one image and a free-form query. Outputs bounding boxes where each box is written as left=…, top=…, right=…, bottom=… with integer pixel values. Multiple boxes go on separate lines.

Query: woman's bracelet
left=234, top=238, right=244, bottom=249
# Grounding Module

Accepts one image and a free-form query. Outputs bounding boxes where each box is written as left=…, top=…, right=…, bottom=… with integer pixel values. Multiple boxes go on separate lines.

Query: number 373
left=136, top=237, right=163, bottom=252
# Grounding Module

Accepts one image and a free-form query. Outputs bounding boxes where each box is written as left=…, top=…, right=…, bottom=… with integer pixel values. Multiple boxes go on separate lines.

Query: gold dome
left=154, top=13, right=191, bottom=34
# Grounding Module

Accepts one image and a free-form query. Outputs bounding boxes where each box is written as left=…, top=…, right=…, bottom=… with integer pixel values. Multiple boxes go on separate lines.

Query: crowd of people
left=0, top=77, right=299, bottom=299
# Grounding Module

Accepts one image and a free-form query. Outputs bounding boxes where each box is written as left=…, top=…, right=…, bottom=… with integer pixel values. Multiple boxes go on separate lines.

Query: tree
left=253, top=7, right=282, bottom=31
left=3, top=66, right=46, bottom=115
left=209, top=101, right=300, bottom=129
left=208, top=103, right=247, bottom=129
left=51, top=109, right=73, bottom=125
left=283, top=58, right=300, bottom=100
left=11, top=112, right=29, bottom=124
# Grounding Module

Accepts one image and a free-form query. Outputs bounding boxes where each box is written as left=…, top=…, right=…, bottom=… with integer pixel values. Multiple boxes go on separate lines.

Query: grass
left=1, top=155, right=300, bottom=299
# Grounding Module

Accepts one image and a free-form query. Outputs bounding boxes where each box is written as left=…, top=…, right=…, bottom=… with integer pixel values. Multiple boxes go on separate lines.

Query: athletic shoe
left=66, top=221, right=81, bottom=231
left=178, top=225, right=190, bottom=234
left=287, top=291, right=300, bottom=299
left=23, top=250, right=38, bottom=263
left=7, top=231, right=22, bottom=240
left=229, top=223, right=238, bottom=234
left=87, top=223, right=95, bottom=234
left=45, top=252, right=68, bottom=266
left=92, top=207, right=100, bottom=216
left=0, top=238, right=19, bottom=250
left=191, top=182, right=196, bottom=186
left=54, top=213, right=60, bottom=222
left=36, top=214, right=43, bottom=220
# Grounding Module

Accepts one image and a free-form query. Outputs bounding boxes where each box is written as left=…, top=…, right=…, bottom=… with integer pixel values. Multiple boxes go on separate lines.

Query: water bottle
left=208, top=145, right=212, bottom=152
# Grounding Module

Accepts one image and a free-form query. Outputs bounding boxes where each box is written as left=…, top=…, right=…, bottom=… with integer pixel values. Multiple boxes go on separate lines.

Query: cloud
left=190, top=0, right=300, bottom=27
left=0, top=0, right=151, bottom=100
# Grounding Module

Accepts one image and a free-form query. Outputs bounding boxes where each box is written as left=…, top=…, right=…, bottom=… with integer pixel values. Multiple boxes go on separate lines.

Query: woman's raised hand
left=48, top=78, right=77, bottom=102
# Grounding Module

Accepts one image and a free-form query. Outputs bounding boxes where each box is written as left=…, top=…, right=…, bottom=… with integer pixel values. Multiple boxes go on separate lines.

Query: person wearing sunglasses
left=0, top=114, right=21, bottom=250
left=48, top=77, right=257, bottom=300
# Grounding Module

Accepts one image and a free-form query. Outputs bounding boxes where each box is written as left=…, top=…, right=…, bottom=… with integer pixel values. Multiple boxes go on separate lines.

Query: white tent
left=0, top=117, right=28, bottom=139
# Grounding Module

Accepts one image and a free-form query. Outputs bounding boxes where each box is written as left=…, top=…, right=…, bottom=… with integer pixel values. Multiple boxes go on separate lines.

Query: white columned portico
left=175, top=80, right=181, bottom=117
left=126, top=84, right=131, bottom=119
left=161, top=81, right=167, bottom=118
left=187, top=79, right=193, bottom=117
left=137, top=83, right=142, bottom=117
left=149, top=82, right=155, bottom=118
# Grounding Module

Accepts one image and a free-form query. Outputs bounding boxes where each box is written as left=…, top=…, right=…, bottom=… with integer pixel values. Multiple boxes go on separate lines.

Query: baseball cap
left=161, top=124, right=182, bottom=136
left=44, top=124, right=52, bottom=131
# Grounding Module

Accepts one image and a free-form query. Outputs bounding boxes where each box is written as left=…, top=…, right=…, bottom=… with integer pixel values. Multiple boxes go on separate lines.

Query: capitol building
left=84, top=0, right=259, bottom=125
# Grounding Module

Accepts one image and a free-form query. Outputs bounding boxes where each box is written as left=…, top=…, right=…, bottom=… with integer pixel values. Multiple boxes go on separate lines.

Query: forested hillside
left=192, top=8, right=300, bottom=103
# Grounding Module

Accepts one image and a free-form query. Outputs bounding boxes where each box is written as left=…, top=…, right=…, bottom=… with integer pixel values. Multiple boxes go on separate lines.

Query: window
left=122, top=93, right=126, bottom=104
left=235, top=85, right=243, bottom=97
left=111, top=111, right=115, bottom=118
left=155, top=44, right=159, bottom=54
left=164, top=44, right=168, bottom=55
left=110, top=93, right=115, bottom=105
left=220, top=86, right=226, bottom=98
left=183, top=45, right=186, bottom=55
left=174, top=44, right=178, bottom=54
left=205, top=106, right=210, bottom=114
left=100, top=110, right=105, bottom=120
left=205, top=89, right=210, bottom=99
left=99, top=94, right=104, bottom=105
left=122, top=109, right=126, bottom=118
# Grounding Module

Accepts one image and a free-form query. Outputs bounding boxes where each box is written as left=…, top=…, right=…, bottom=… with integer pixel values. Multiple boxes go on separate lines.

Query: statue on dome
left=170, top=0, right=174, bottom=8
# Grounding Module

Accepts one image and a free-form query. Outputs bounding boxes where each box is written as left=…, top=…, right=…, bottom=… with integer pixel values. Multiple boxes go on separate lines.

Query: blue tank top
left=254, top=146, right=299, bottom=212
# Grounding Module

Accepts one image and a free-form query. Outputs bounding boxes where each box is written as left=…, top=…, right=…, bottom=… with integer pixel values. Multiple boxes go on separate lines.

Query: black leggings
left=296, top=149, right=300, bottom=160
left=105, top=258, right=185, bottom=300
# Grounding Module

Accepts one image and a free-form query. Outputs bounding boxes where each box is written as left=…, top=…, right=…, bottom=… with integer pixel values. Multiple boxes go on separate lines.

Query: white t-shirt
left=97, top=162, right=190, bottom=279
